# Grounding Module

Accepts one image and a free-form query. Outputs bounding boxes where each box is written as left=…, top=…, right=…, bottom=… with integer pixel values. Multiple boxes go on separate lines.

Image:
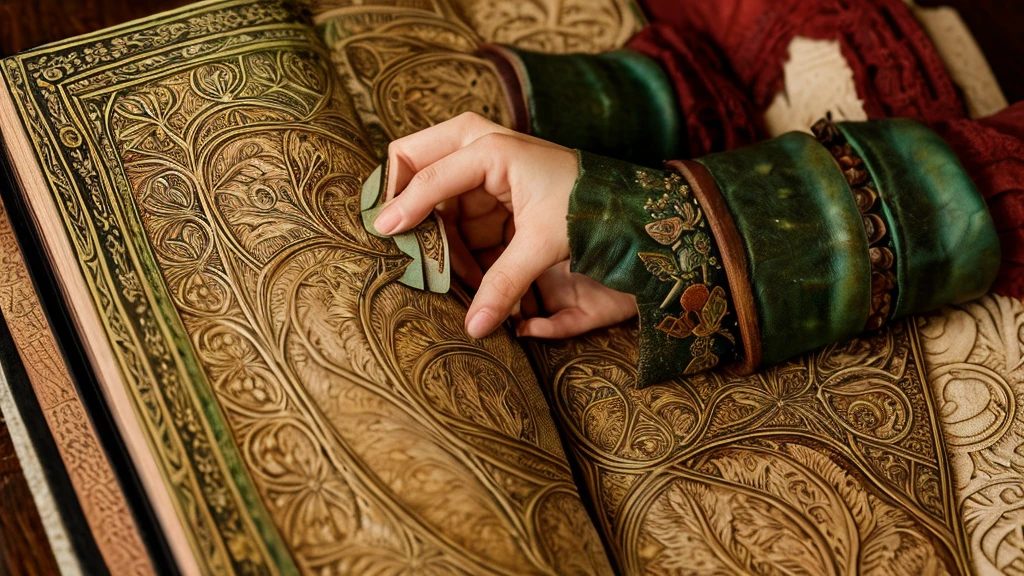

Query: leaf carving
left=638, top=251, right=679, bottom=282
left=693, top=285, right=728, bottom=337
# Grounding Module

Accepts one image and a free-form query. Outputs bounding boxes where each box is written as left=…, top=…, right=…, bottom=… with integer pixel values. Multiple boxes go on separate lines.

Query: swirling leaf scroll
left=531, top=319, right=969, bottom=575
left=1, top=0, right=614, bottom=573
left=919, top=295, right=1024, bottom=575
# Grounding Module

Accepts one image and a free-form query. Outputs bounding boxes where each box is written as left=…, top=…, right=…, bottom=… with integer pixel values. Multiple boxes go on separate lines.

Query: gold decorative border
left=0, top=1, right=308, bottom=573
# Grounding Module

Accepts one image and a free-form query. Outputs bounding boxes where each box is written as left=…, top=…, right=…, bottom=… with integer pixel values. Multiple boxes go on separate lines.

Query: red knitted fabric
left=934, top=102, right=1024, bottom=299
left=635, top=0, right=1023, bottom=298
left=626, top=23, right=759, bottom=157
left=637, top=0, right=965, bottom=122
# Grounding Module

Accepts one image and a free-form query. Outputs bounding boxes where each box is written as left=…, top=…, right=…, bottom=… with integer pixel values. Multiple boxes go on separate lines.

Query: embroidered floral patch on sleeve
left=635, top=170, right=736, bottom=373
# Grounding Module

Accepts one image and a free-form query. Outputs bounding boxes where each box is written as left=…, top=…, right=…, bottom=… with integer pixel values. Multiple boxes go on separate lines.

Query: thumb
left=465, top=235, right=557, bottom=339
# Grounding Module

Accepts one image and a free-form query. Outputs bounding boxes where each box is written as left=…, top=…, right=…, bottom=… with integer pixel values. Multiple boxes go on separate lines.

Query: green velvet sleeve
left=567, top=151, right=741, bottom=387
left=566, top=120, right=999, bottom=389
left=485, top=46, right=681, bottom=166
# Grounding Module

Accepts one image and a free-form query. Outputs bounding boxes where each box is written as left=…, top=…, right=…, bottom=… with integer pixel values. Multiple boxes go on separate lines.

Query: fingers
left=518, top=261, right=639, bottom=339
left=465, top=234, right=556, bottom=339
left=385, top=112, right=516, bottom=199
left=515, top=309, right=596, bottom=339
left=533, top=260, right=577, bottom=310
left=385, top=112, right=565, bottom=201
left=446, top=221, right=484, bottom=288
left=374, top=132, right=520, bottom=235
left=473, top=245, right=504, bottom=270
left=460, top=209, right=509, bottom=250
left=519, top=286, right=542, bottom=319
left=459, top=188, right=499, bottom=219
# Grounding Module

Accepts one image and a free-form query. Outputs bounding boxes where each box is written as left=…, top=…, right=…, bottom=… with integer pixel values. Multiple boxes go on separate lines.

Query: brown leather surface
left=0, top=0, right=188, bottom=572
left=0, top=0, right=641, bottom=572
left=0, top=1, right=1020, bottom=574
left=0, top=412, right=59, bottom=576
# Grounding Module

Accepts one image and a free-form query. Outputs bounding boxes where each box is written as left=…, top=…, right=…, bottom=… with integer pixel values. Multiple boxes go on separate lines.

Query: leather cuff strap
left=566, top=121, right=1000, bottom=384
left=697, top=132, right=872, bottom=366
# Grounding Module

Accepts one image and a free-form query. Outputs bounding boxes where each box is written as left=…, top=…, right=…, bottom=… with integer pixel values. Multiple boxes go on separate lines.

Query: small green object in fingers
left=360, top=162, right=385, bottom=211
left=697, top=132, right=872, bottom=366
left=360, top=161, right=450, bottom=293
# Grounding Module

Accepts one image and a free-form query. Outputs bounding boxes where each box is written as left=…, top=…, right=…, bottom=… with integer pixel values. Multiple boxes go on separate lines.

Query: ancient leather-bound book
left=0, top=1, right=1020, bottom=574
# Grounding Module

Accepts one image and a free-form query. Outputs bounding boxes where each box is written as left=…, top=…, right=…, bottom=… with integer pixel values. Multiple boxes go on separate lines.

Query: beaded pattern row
left=813, top=119, right=898, bottom=330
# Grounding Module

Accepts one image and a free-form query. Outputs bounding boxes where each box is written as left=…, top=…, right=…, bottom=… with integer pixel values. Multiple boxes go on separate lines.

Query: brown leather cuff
left=668, top=159, right=761, bottom=374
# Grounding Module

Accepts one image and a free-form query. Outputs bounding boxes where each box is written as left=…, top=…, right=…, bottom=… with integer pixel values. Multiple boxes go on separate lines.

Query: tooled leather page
left=0, top=0, right=645, bottom=573
left=531, top=307, right=1024, bottom=575
left=306, top=2, right=1024, bottom=574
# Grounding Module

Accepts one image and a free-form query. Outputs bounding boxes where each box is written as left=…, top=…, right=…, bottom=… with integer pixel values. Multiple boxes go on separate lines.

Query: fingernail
left=374, top=205, right=400, bottom=235
left=466, top=309, right=494, bottom=339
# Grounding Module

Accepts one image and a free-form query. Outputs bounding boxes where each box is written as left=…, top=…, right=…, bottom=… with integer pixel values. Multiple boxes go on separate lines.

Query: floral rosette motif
left=635, top=170, right=736, bottom=373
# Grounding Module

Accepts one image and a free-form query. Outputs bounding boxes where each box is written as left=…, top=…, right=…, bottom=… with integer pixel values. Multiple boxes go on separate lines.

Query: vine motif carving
left=531, top=319, right=966, bottom=575
left=318, top=4, right=513, bottom=154
left=919, top=295, right=1024, bottom=575
left=109, top=50, right=607, bottom=572
left=315, top=0, right=642, bottom=151
left=5, top=2, right=1021, bottom=576
left=447, top=0, right=640, bottom=54
left=3, top=0, right=614, bottom=572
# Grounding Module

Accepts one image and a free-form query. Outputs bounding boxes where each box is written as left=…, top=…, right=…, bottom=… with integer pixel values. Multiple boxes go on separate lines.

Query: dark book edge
left=0, top=145, right=177, bottom=576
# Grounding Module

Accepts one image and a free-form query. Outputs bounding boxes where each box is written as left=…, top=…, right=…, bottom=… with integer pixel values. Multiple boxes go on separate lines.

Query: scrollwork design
left=373, top=52, right=511, bottom=137
left=104, top=32, right=608, bottom=576
left=919, top=295, right=1024, bottom=574
left=447, top=0, right=641, bottom=54
left=632, top=442, right=952, bottom=576
left=316, top=0, right=641, bottom=153
left=532, top=317, right=964, bottom=574
left=4, top=0, right=614, bottom=572
left=318, top=6, right=513, bottom=154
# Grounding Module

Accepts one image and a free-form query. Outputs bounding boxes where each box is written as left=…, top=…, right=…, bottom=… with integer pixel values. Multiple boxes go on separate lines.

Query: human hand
left=372, top=112, right=637, bottom=339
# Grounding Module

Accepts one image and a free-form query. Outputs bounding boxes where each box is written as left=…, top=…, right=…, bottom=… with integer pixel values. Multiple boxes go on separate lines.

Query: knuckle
left=475, top=131, right=514, bottom=153
left=456, top=110, right=487, bottom=128
left=486, top=267, right=520, bottom=303
left=386, top=138, right=406, bottom=160
left=410, top=163, right=439, bottom=189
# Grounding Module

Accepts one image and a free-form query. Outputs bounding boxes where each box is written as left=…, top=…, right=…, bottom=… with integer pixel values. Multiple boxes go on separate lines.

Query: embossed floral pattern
left=2, top=0, right=625, bottom=573
left=920, top=295, right=1024, bottom=574
left=635, top=170, right=735, bottom=373
left=531, top=317, right=966, bottom=575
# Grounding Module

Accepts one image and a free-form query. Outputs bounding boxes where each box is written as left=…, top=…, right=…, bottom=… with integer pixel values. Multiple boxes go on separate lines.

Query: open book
left=0, top=1, right=1019, bottom=574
